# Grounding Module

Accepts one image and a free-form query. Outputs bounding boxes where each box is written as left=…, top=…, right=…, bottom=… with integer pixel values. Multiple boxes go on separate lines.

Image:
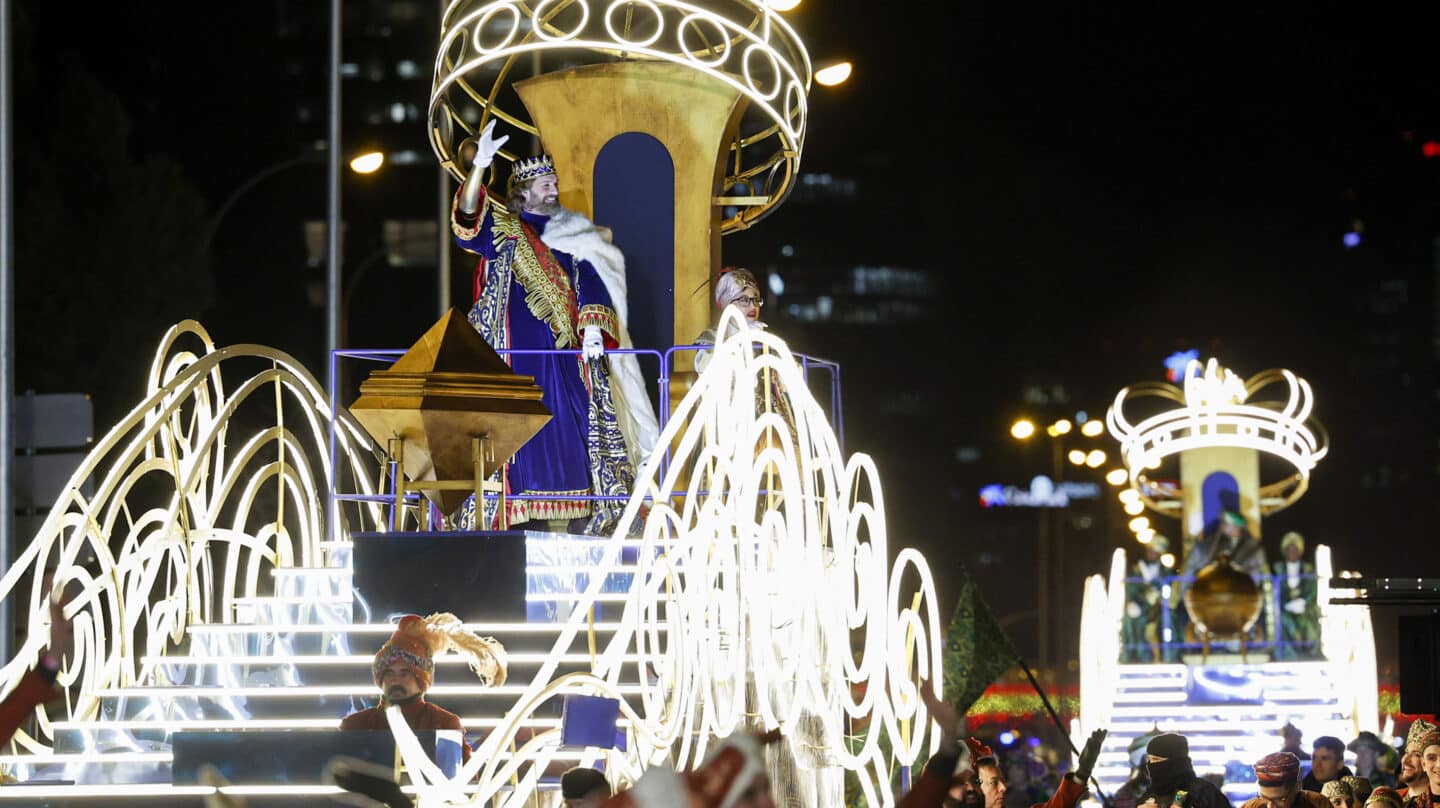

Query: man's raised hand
left=474, top=119, right=509, bottom=168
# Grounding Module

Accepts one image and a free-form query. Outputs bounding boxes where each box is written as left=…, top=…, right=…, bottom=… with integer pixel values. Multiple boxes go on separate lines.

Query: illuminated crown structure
left=1106, top=357, right=1328, bottom=519
left=510, top=153, right=556, bottom=186
left=428, top=0, right=814, bottom=232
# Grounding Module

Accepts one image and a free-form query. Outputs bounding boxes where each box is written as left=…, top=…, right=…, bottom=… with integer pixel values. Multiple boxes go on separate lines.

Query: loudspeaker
left=1397, top=614, right=1440, bottom=714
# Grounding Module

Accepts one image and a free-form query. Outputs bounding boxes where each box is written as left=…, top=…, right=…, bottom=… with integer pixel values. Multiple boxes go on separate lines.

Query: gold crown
left=511, top=154, right=555, bottom=185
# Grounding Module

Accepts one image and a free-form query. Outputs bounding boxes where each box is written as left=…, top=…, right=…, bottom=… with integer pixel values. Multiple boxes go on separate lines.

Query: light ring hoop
left=604, top=0, right=666, bottom=49
left=531, top=0, right=591, bottom=42
left=741, top=42, right=783, bottom=101
left=470, top=3, right=521, bottom=54
left=676, top=12, right=731, bottom=67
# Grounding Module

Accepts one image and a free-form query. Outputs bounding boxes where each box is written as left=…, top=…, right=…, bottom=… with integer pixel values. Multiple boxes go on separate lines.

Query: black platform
left=351, top=531, right=529, bottom=633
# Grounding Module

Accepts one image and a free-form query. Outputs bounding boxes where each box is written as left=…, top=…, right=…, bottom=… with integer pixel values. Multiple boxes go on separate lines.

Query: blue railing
left=1119, top=572, right=1322, bottom=662
left=326, top=343, right=843, bottom=532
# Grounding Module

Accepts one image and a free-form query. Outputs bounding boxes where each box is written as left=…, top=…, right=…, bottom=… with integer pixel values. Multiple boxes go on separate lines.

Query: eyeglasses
left=731, top=295, right=763, bottom=308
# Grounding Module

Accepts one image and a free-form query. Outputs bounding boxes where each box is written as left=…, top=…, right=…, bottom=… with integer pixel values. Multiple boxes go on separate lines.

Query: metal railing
left=1118, top=572, right=1323, bottom=662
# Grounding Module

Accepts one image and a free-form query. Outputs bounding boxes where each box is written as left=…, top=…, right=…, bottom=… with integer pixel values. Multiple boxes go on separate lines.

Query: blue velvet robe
left=453, top=194, right=621, bottom=524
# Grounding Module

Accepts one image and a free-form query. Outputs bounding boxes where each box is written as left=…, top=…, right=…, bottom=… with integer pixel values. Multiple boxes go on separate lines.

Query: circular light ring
left=530, top=0, right=591, bottom=42
left=604, top=0, right=666, bottom=49
left=469, top=2, right=523, bottom=54
left=740, top=42, right=783, bottom=101
left=676, top=12, right=732, bottom=67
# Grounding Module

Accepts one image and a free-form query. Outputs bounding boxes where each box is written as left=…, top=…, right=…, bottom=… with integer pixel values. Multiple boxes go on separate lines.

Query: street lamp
left=199, top=148, right=388, bottom=261
left=815, top=61, right=853, bottom=87
left=1006, top=410, right=1113, bottom=671
left=349, top=151, right=385, bottom=174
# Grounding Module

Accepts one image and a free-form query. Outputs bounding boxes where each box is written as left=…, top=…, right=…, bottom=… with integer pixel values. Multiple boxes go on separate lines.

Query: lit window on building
left=389, top=103, right=407, bottom=123
left=396, top=60, right=419, bottom=79
left=340, top=63, right=360, bottom=78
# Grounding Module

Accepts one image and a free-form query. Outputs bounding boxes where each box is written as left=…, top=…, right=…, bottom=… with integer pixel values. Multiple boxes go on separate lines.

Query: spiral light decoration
left=0, top=321, right=385, bottom=755
left=389, top=308, right=944, bottom=807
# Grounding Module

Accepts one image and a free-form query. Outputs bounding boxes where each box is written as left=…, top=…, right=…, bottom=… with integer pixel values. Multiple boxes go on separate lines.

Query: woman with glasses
left=693, top=267, right=796, bottom=444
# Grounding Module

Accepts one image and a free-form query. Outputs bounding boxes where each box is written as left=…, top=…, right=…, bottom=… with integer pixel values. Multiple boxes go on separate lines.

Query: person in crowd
left=1399, top=721, right=1438, bottom=797
left=0, top=583, right=73, bottom=747
left=340, top=613, right=507, bottom=765
left=1139, top=732, right=1230, bottom=808
left=1243, top=752, right=1329, bottom=808
left=1273, top=532, right=1322, bottom=660
left=1115, top=729, right=1165, bottom=808
left=452, top=119, right=657, bottom=533
left=1323, top=779, right=1357, bottom=808
left=1282, top=723, right=1314, bottom=761
left=902, top=686, right=1104, bottom=808
left=562, top=766, right=614, bottom=807
left=1123, top=536, right=1175, bottom=662
left=1305, top=736, right=1355, bottom=793
left=1349, top=732, right=1396, bottom=788
left=1366, top=788, right=1403, bottom=808
left=1345, top=777, right=1375, bottom=804
left=1404, top=727, right=1440, bottom=808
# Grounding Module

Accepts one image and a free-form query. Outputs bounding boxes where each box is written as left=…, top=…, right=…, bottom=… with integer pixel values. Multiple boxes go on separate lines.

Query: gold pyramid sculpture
left=349, top=309, right=551, bottom=516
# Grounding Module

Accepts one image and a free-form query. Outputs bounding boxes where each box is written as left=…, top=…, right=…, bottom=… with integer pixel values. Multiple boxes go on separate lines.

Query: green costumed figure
left=1273, top=531, right=1321, bottom=660
left=1122, top=536, right=1175, bottom=663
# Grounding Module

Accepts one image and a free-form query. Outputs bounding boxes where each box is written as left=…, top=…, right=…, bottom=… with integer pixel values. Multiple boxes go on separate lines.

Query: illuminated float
left=1076, top=358, right=1377, bottom=804
left=0, top=2, right=946, bottom=803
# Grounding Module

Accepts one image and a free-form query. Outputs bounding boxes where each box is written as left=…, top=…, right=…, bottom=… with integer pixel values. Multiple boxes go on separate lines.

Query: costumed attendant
left=694, top=267, right=766, bottom=373
left=1401, top=721, right=1439, bottom=797
left=1243, top=752, right=1329, bottom=808
left=452, top=120, right=658, bottom=533
left=1274, top=532, right=1321, bottom=660
left=1406, top=728, right=1440, bottom=808
left=693, top=267, right=797, bottom=448
left=340, top=613, right=507, bottom=765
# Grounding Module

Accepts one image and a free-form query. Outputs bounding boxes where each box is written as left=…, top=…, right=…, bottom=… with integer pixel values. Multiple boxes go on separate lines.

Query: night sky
left=12, top=1, right=1440, bottom=676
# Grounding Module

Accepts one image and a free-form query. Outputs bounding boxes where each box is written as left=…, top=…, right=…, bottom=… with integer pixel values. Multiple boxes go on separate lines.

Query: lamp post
left=1010, top=415, right=1111, bottom=672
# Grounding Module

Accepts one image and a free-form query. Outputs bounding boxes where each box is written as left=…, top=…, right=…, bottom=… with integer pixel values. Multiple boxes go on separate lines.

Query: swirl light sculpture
left=429, top=0, right=813, bottom=231
left=0, top=321, right=384, bottom=755
left=389, top=307, right=944, bottom=807
left=1105, top=357, right=1328, bottom=517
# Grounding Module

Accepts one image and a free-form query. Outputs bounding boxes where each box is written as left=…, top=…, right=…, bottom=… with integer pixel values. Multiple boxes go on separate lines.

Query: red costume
left=340, top=699, right=471, bottom=764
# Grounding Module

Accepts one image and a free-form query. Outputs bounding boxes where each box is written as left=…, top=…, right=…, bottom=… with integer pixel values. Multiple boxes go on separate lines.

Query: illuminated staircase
left=0, top=533, right=641, bottom=804
left=1089, top=662, right=1360, bottom=805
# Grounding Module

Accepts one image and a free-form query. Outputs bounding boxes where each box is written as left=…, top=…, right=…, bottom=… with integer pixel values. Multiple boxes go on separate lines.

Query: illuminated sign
left=979, top=475, right=1101, bottom=508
